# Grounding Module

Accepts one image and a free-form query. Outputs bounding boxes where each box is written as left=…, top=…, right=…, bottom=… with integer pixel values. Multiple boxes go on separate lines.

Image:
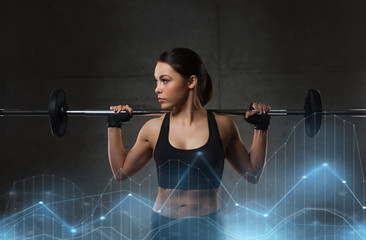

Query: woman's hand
left=107, top=105, right=133, bottom=128
left=245, top=103, right=271, bottom=118
left=109, top=105, right=133, bottom=115
left=244, top=103, right=271, bottom=131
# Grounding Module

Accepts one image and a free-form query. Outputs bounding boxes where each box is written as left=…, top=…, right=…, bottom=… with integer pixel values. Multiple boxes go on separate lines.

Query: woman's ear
left=187, top=75, right=198, bottom=89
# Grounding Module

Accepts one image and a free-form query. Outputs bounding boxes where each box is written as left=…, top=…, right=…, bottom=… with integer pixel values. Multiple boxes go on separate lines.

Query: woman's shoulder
left=212, top=111, right=234, bottom=124
left=211, top=112, right=239, bottom=149
left=212, top=112, right=237, bottom=133
left=134, top=114, right=166, bottom=144
left=139, top=114, right=165, bottom=133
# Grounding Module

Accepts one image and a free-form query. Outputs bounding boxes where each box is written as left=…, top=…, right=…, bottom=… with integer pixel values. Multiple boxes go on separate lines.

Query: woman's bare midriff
left=153, top=187, right=220, bottom=219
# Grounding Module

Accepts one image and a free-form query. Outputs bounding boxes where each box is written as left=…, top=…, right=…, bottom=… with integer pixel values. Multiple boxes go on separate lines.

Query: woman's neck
left=171, top=92, right=206, bottom=126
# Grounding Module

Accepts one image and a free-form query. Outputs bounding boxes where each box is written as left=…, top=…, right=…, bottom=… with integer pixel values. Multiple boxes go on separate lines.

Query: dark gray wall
left=1, top=0, right=366, bottom=212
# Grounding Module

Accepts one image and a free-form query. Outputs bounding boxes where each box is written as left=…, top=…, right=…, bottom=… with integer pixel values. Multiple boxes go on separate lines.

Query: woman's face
left=154, top=62, right=189, bottom=109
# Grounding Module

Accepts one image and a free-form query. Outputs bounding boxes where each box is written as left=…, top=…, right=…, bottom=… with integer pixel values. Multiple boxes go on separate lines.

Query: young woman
left=107, top=48, right=271, bottom=239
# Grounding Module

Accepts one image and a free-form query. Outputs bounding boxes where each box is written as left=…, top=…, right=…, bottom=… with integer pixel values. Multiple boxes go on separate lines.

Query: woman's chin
left=160, top=103, right=174, bottom=110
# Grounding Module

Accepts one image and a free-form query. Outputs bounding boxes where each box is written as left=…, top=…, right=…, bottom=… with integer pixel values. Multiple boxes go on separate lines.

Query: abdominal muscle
left=153, top=187, right=220, bottom=219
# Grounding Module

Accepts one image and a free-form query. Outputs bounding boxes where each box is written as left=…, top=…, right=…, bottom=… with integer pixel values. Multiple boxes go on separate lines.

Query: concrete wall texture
left=1, top=0, right=366, bottom=212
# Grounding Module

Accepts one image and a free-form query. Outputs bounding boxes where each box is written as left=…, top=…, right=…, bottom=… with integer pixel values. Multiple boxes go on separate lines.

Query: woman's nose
left=155, top=83, right=162, bottom=94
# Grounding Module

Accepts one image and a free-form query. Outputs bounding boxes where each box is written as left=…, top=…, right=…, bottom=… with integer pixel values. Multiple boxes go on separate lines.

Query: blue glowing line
left=90, top=178, right=115, bottom=217
left=265, top=164, right=325, bottom=215
left=41, top=204, right=73, bottom=229
left=353, top=126, right=366, bottom=182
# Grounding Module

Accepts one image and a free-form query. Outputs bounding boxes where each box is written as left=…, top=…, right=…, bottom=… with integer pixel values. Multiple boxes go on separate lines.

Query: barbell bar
left=0, top=109, right=303, bottom=116
left=0, top=88, right=364, bottom=137
left=3, top=108, right=366, bottom=117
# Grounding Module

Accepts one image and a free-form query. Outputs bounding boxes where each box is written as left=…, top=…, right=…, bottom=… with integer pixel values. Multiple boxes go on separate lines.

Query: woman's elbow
left=114, top=175, right=129, bottom=181
left=243, top=171, right=262, bottom=184
left=245, top=176, right=260, bottom=184
left=113, top=171, right=129, bottom=181
left=114, top=175, right=122, bottom=181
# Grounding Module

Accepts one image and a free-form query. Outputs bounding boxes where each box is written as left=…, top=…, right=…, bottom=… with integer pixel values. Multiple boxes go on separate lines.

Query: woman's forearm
left=248, top=129, right=268, bottom=175
left=108, top=128, right=127, bottom=179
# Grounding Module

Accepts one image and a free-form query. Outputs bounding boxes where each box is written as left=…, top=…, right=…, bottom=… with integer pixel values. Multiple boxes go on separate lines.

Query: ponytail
left=198, top=68, right=213, bottom=106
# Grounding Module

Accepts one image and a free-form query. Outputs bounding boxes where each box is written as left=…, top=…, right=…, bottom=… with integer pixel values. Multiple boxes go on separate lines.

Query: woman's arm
left=224, top=103, right=270, bottom=184
left=108, top=122, right=154, bottom=180
left=225, top=124, right=268, bottom=184
left=107, top=105, right=155, bottom=180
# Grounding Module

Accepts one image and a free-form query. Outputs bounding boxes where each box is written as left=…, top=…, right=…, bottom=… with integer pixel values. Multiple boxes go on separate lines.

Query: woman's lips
left=158, top=98, right=166, bottom=103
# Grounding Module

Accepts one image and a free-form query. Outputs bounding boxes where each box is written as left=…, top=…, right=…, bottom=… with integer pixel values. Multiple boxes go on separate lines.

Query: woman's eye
left=153, top=78, right=169, bottom=84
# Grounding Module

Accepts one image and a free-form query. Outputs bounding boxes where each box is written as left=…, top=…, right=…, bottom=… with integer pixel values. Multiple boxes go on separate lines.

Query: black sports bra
left=153, top=110, right=225, bottom=190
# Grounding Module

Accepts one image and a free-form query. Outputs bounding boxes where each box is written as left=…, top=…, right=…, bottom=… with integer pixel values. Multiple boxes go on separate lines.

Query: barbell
left=1, top=89, right=365, bottom=137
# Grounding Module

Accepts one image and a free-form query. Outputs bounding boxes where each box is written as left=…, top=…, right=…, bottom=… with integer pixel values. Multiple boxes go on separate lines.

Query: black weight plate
left=304, top=89, right=322, bottom=137
left=49, top=89, right=68, bottom=136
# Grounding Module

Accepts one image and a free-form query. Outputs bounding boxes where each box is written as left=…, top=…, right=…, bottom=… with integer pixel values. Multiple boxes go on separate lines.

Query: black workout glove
left=107, top=111, right=132, bottom=128
left=244, top=103, right=271, bottom=131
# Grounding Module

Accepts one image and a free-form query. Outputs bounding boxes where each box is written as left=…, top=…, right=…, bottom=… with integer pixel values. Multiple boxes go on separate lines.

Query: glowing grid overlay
left=1, top=113, right=365, bottom=239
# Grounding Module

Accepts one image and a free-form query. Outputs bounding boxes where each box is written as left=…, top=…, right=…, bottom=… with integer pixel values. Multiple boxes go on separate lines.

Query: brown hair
left=158, top=48, right=213, bottom=106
